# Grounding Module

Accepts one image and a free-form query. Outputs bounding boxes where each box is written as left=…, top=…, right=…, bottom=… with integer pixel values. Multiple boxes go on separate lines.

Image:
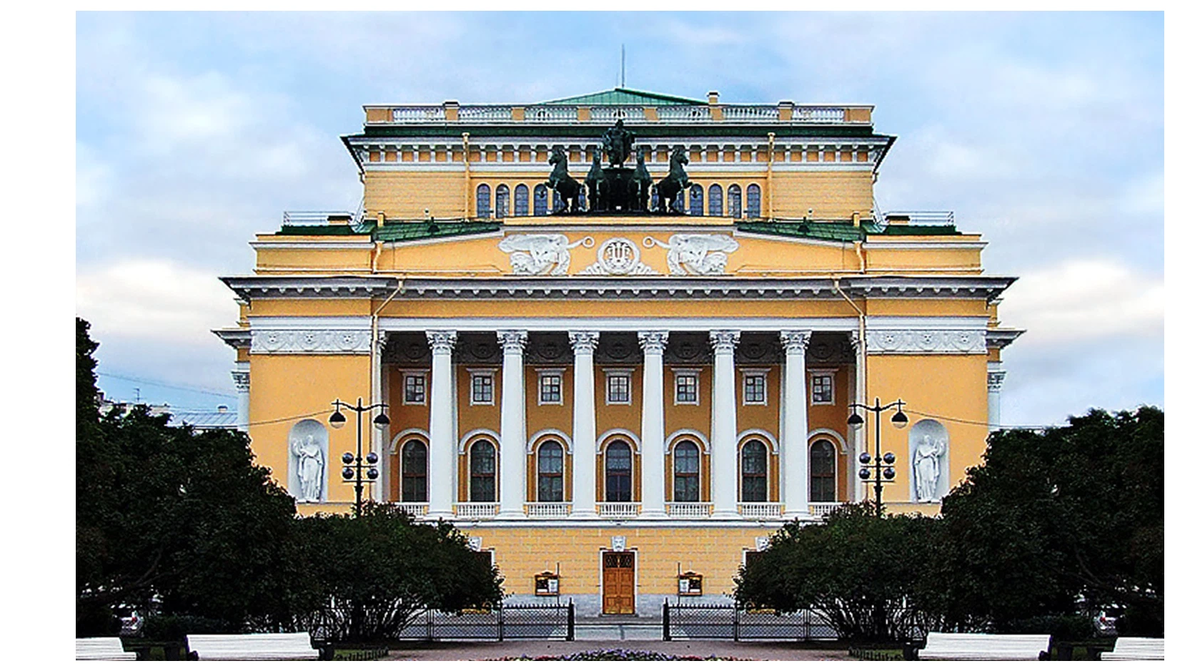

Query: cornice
left=220, top=275, right=400, bottom=300
left=865, top=329, right=987, bottom=355
left=213, top=327, right=251, bottom=350
left=986, top=328, right=1025, bottom=349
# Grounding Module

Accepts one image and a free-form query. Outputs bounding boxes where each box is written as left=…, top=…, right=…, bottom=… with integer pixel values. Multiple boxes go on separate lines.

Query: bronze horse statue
left=546, top=146, right=582, bottom=213
left=656, top=147, right=690, bottom=213
left=630, top=148, right=652, bottom=212
left=584, top=148, right=605, bottom=212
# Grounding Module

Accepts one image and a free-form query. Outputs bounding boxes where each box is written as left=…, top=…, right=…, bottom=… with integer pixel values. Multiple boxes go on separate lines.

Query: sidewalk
left=382, top=640, right=855, bottom=661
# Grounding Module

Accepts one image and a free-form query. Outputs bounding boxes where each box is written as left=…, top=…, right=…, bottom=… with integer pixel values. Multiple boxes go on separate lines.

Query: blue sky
left=73, top=11, right=1164, bottom=427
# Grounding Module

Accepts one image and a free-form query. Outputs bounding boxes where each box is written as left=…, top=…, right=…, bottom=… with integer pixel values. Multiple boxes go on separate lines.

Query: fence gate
left=662, top=600, right=837, bottom=642
left=393, top=600, right=574, bottom=642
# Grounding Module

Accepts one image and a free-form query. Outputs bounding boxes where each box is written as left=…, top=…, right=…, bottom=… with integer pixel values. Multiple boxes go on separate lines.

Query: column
left=569, top=331, right=599, bottom=518
left=850, top=331, right=867, bottom=502
left=426, top=331, right=457, bottom=519
left=638, top=331, right=669, bottom=518
left=497, top=330, right=528, bottom=519
left=988, top=362, right=1006, bottom=432
left=710, top=330, right=740, bottom=518
left=371, top=330, right=386, bottom=503
left=231, top=362, right=249, bottom=433
left=781, top=331, right=812, bottom=518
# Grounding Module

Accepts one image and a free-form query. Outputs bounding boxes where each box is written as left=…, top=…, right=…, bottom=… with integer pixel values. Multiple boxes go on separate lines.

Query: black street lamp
left=329, top=397, right=389, bottom=517
left=848, top=397, right=909, bottom=518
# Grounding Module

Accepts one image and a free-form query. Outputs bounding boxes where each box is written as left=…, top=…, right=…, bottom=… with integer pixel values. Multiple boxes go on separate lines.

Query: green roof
left=736, top=220, right=865, bottom=243
left=538, top=87, right=705, bottom=106
left=371, top=220, right=501, bottom=243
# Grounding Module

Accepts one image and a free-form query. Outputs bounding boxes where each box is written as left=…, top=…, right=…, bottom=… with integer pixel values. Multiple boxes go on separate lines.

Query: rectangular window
left=811, top=374, right=835, bottom=405
left=606, top=373, right=631, bottom=405
left=539, top=373, right=563, bottom=405
left=471, top=373, right=494, bottom=405
left=675, top=374, right=699, bottom=405
left=403, top=373, right=426, bottom=405
left=743, top=374, right=767, bottom=405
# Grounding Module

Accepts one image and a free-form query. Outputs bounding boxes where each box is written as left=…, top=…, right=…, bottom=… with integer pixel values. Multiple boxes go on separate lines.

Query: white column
left=426, top=331, right=457, bottom=519
left=638, top=331, right=669, bottom=518
left=231, top=362, right=249, bottom=433
left=850, top=331, right=867, bottom=502
left=781, top=331, right=812, bottom=518
left=497, top=330, right=528, bottom=519
left=569, top=331, right=599, bottom=518
left=988, top=362, right=1006, bottom=432
left=710, top=330, right=740, bottom=518
left=371, top=330, right=386, bottom=503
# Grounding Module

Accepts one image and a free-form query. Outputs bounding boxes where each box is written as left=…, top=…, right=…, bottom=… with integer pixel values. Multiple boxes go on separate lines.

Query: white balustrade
left=526, top=106, right=578, bottom=122
left=390, top=106, right=447, bottom=122
left=589, top=106, right=646, bottom=122
left=809, top=502, right=843, bottom=518
left=525, top=502, right=571, bottom=518
left=723, top=105, right=780, bottom=122
left=794, top=107, right=846, bottom=123
left=458, top=106, right=514, bottom=121
left=454, top=502, right=499, bottom=519
left=658, top=106, right=711, bottom=122
left=396, top=502, right=429, bottom=517
left=597, top=502, right=640, bottom=519
left=738, top=502, right=783, bottom=519
left=666, top=502, right=713, bottom=518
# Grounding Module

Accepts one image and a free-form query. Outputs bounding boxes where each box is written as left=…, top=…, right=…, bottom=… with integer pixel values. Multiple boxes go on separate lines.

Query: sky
left=72, top=11, right=1164, bottom=428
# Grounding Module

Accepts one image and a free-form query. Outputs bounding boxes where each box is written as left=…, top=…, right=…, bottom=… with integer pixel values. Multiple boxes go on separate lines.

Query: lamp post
left=848, top=397, right=908, bottom=518
left=329, top=397, right=389, bottom=517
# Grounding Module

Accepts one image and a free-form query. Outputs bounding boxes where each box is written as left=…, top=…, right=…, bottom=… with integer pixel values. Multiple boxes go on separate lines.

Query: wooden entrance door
left=602, top=551, right=635, bottom=614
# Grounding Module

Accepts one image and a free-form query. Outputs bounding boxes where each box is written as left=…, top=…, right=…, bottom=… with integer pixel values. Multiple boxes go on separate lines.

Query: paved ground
left=382, top=640, right=854, bottom=661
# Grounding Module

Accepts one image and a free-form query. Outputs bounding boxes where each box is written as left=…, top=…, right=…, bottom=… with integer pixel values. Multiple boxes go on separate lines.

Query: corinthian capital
left=568, top=330, right=600, bottom=354
left=780, top=330, right=812, bottom=354
left=231, top=370, right=250, bottom=392
left=709, top=330, right=740, bottom=354
left=638, top=330, right=669, bottom=354
left=497, top=330, right=528, bottom=353
left=426, top=330, right=458, bottom=354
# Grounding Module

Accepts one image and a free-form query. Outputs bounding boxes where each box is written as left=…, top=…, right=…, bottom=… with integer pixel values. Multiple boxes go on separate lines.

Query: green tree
left=938, top=407, right=1164, bottom=635
left=734, top=503, right=937, bottom=642
left=76, top=318, right=304, bottom=635
left=294, top=503, right=504, bottom=642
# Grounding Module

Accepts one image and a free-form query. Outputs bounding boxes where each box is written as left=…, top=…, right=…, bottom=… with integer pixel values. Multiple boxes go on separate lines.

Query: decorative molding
left=645, top=234, right=740, bottom=275
left=526, top=428, right=574, bottom=455
left=221, top=276, right=398, bottom=301
left=390, top=428, right=431, bottom=453
left=666, top=428, right=711, bottom=454
left=579, top=238, right=658, bottom=275
left=988, top=370, right=1007, bottom=393
left=597, top=428, right=641, bottom=454
left=808, top=428, right=849, bottom=454
left=986, top=328, right=1024, bottom=349
left=780, top=330, right=812, bottom=355
left=214, top=328, right=251, bottom=350
left=637, top=331, right=670, bottom=354
left=525, top=332, right=571, bottom=365
left=251, top=328, right=373, bottom=354
left=231, top=370, right=250, bottom=392
left=737, top=428, right=780, bottom=454
left=865, top=329, right=987, bottom=355
left=458, top=428, right=501, bottom=454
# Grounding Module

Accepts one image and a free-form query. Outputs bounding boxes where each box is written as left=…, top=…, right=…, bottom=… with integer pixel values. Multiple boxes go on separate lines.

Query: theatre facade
left=216, top=88, right=1021, bottom=615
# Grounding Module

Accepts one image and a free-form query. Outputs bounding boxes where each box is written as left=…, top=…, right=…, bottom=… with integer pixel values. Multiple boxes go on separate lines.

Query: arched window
left=401, top=440, right=428, bottom=503
left=689, top=184, right=704, bottom=216
left=537, top=441, right=564, bottom=502
left=746, top=184, right=762, bottom=219
left=728, top=184, right=742, bottom=219
left=673, top=441, right=700, bottom=502
left=514, top=184, right=530, bottom=216
left=650, top=186, right=660, bottom=211
left=495, top=184, right=510, bottom=219
left=475, top=184, right=492, bottom=219
left=810, top=440, right=836, bottom=503
left=553, top=189, right=564, bottom=214
left=674, top=188, right=685, bottom=213
left=740, top=440, right=768, bottom=502
left=605, top=441, right=633, bottom=502
left=469, top=440, right=496, bottom=502
left=533, top=184, right=549, bottom=216
left=708, top=184, right=723, bottom=217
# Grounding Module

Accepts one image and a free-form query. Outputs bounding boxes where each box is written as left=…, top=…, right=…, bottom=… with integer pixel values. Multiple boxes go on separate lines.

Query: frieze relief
left=497, top=233, right=739, bottom=277
left=865, top=329, right=987, bottom=354
left=579, top=238, right=657, bottom=275
left=251, top=329, right=373, bottom=354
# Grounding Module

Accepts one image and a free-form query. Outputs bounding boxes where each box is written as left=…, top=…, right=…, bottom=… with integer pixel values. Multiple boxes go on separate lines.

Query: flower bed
left=501, top=649, right=743, bottom=661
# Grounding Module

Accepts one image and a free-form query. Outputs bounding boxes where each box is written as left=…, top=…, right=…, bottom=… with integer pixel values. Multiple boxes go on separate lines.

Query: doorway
left=602, top=551, right=636, bottom=614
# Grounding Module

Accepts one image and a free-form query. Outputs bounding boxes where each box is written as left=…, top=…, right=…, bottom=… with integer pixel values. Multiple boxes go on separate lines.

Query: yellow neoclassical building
left=216, top=88, right=1021, bottom=616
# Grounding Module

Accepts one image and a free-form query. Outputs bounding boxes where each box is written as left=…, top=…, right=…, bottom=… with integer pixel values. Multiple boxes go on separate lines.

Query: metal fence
left=394, top=601, right=574, bottom=642
left=662, top=600, right=838, bottom=642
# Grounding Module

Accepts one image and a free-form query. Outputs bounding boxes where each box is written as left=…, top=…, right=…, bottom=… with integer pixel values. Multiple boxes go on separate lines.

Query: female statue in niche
left=292, top=434, right=325, bottom=502
left=913, top=434, right=946, bottom=502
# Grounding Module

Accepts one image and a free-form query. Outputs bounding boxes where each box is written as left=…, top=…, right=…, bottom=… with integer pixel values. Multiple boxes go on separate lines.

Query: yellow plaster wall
left=457, top=365, right=502, bottom=502
left=525, top=366, right=575, bottom=502
left=805, top=364, right=854, bottom=502
left=376, top=298, right=861, bottom=320
left=863, top=298, right=988, bottom=317
left=865, top=246, right=983, bottom=273
left=247, top=300, right=375, bottom=318
left=385, top=365, right=432, bottom=501
left=864, top=353, right=989, bottom=506
left=465, top=526, right=773, bottom=597
left=247, top=354, right=372, bottom=503
left=595, top=365, right=644, bottom=502
left=364, top=171, right=467, bottom=219
left=770, top=171, right=874, bottom=220
left=255, top=247, right=374, bottom=272
left=728, top=236, right=859, bottom=274
left=664, top=366, right=712, bottom=502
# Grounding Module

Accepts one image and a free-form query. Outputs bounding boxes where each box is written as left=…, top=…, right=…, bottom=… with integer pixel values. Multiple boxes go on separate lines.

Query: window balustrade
left=525, top=502, right=571, bottom=518
left=666, top=502, right=713, bottom=518
left=454, top=502, right=500, bottom=519
left=597, top=502, right=640, bottom=519
left=737, top=502, right=782, bottom=518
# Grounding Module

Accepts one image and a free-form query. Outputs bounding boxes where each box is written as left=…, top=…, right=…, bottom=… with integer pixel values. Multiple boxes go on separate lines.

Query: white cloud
left=76, top=259, right=238, bottom=348
left=999, top=258, right=1163, bottom=346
